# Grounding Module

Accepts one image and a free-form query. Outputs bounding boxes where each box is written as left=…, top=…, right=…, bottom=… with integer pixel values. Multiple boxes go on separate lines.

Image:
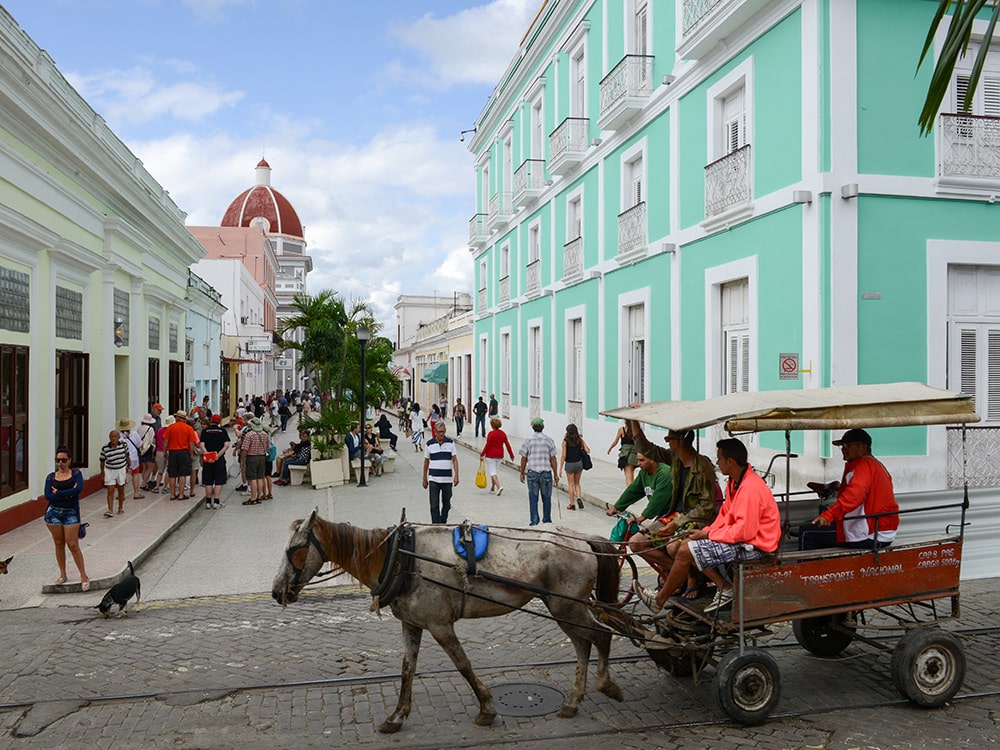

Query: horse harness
left=370, top=524, right=416, bottom=610
left=285, top=526, right=329, bottom=591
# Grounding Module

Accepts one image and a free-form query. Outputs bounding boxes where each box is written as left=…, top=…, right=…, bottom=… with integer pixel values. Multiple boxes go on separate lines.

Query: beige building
left=0, top=8, right=206, bottom=532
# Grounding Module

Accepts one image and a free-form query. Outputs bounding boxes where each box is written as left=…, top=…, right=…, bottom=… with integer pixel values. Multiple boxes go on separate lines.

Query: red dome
left=220, top=160, right=304, bottom=238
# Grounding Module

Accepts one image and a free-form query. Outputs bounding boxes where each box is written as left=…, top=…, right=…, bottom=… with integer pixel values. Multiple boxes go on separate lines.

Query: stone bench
left=287, top=464, right=310, bottom=486
left=380, top=452, right=396, bottom=474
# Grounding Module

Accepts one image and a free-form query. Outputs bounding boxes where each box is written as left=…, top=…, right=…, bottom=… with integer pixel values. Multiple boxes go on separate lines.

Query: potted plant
left=297, top=402, right=353, bottom=488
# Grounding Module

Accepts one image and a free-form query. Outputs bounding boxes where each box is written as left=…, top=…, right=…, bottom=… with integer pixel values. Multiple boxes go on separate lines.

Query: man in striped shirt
left=422, top=422, right=459, bottom=524
left=99, top=429, right=129, bottom=517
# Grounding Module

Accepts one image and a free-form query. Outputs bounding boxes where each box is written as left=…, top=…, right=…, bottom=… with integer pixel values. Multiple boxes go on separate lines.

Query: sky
left=3, top=0, right=539, bottom=331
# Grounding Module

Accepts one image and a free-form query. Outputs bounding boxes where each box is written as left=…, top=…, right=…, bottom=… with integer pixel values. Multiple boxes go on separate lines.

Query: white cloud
left=390, top=0, right=538, bottom=88
left=66, top=66, right=244, bottom=124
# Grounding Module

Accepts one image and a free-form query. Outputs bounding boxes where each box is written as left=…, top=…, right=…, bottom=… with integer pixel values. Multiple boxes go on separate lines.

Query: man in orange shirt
left=636, top=438, right=780, bottom=614
left=162, top=410, right=199, bottom=501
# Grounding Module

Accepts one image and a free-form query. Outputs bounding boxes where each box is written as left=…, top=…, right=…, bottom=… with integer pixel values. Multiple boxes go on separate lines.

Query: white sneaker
left=703, top=587, right=734, bottom=614
left=489, top=489, right=496, bottom=495
left=633, top=581, right=662, bottom=614
left=496, top=487, right=503, bottom=496
left=213, top=502, right=223, bottom=509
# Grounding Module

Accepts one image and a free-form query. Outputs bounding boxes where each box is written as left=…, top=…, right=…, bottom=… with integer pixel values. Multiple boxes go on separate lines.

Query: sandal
left=566, top=505, right=575, bottom=511
left=683, top=582, right=708, bottom=600
left=103, top=511, right=114, bottom=518
left=81, top=581, right=91, bottom=592
left=52, top=575, right=68, bottom=585
left=133, top=494, right=145, bottom=499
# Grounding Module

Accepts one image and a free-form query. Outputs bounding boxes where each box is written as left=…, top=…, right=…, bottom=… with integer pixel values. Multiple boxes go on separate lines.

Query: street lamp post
left=356, top=326, right=371, bottom=487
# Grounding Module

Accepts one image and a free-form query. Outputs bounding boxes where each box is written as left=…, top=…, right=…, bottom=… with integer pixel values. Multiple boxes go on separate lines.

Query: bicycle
left=606, top=506, right=675, bottom=606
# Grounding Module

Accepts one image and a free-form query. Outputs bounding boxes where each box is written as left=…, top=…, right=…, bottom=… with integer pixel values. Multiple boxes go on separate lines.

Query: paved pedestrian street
left=1, top=578, right=998, bottom=749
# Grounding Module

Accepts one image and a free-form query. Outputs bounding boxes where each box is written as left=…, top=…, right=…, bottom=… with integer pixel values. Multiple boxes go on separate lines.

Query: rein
left=285, top=527, right=329, bottom=590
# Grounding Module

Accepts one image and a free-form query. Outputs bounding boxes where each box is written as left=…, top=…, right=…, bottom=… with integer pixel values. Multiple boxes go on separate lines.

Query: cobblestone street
left=2, top=578, right=998, bottom=749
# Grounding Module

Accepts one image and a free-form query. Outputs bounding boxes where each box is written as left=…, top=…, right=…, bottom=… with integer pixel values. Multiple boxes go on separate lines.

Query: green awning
left=420, top=361, right=448, bottom=383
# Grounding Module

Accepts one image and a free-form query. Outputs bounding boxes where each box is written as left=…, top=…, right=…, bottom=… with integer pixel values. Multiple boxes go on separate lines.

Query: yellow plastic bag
left=475, top=459, right=488, bottom=489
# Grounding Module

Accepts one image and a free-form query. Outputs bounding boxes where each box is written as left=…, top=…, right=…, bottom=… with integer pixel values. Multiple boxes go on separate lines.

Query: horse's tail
left=587, top=540, right=621, bottom=604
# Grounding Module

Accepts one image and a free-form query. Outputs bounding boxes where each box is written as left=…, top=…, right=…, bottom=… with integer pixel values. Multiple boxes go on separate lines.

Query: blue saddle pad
left=453, top=525, right=489, bottom=560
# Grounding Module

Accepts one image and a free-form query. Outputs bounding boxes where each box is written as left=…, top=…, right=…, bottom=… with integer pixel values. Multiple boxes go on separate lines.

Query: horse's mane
left=315, top=517, right=390, bottom=586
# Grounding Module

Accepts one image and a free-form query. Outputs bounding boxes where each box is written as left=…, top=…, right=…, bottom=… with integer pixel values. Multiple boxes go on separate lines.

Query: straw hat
left=116, top=418, right=135, bottom=431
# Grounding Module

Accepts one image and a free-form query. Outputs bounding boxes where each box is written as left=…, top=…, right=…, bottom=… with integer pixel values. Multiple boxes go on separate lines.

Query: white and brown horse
left=271, top=509, right=623, bottom=733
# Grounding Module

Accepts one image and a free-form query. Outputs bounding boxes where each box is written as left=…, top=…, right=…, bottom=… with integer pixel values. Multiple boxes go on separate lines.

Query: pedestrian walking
left=480, top=417, right=514, bottom=495
left=473, top=396, right=488, bottom=437
left=422, top=422, right=459, bottom=524
left=99, top=429, right=129, bottom=517
left=518, top=417, right=559, bottom=526
left=559, top=423, right=591, bottom=511
left=452, top=398, right=466, bottom=436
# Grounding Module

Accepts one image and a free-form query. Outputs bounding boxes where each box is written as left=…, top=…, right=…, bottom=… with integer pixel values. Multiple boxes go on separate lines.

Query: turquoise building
left=467, top=0, right=1000, bottom=541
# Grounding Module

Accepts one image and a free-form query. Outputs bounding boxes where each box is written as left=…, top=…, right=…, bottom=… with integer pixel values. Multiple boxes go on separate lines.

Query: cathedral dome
left=220, top=159, right=304, bottom=238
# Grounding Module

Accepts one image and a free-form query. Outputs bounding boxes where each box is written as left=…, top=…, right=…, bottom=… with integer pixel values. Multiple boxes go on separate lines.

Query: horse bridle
left=285, top=526, right=329, bottom=591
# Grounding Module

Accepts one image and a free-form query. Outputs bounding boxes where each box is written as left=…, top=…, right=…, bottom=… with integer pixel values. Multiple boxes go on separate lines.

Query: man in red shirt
left=162, top=410, right=199, bottom=501
left=799, top=428, right=898, bottom=551
left=636, top=438, right=780, bottom=614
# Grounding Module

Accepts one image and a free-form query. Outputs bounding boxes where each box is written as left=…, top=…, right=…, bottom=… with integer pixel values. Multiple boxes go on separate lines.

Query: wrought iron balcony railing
left=563, top=236, right=583, bottom=279
left=599, top=55, right=654, bottom=130
left=617, top=201, right=647, bottom=257
left=513, top=159, right=547, bottom=206
left=526, top=259, right=541, bottom=296
left=469, top=213, right=489, bottom=246
left=683, top=0, right=723, bottom=36
left=549, top=117, right=589, bottom=175
left=705, top=144, right=752, bottom=217
left=499, top=274, right=510, bottom=307
left=938, top=113, right=1000, bottom=181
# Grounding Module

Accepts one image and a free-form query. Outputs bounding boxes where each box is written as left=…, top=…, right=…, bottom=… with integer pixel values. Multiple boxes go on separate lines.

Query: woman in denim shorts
left=44, top=446, right=90, bottom=590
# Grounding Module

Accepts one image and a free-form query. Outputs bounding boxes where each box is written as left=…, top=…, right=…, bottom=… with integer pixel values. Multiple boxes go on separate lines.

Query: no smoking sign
left=779, top=352, right=799, bottom=381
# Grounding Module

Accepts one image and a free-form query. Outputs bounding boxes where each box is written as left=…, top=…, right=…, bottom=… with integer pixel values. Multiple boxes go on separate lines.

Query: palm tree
left=918, top=1, right=1000, bottom=134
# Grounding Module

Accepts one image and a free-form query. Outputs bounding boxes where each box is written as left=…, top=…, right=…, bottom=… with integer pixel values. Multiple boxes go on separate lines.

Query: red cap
left=211, top=414, right=222, bottom=424
left=152, top=403, right=164, bottom=411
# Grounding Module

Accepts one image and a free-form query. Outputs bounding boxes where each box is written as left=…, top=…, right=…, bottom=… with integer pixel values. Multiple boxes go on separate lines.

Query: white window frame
left=478, top=335, right=489, bottom=394
left=570, top=43, right=587, bottom=119
left=528, top=220, right=541, bottom=264
left=528, top=322, right=543, bottom=399
left=707, top=58, right=754, bottom=163
left=499, top=243, right=510, bottom=280
left=721, top=279, right=750, bottom=395
left=500, top=327, right=512, bottom=397
left=618, top=290, right=650, bottom=405
left=627, top=0, right=651, bottom=56
left=566, top=186, right=584, bottom=242
left=705, top=257, right=758, bottom=398
left=621, top=139, right=647, bottom=211
left=946, top=264, right=1000, bottom=423
left=566, top=308, right=585, bottom=402
left=526, top=75, right=547, bottom=160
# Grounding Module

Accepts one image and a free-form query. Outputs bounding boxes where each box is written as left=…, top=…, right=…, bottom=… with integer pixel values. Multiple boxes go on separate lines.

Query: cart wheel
left=792, top=613, right=856, bottom=657
left=716, top=648, right=781, bottom=725
left=891, top=628, right=965, bottom=707
left=616, top=554, right=639, bottom=606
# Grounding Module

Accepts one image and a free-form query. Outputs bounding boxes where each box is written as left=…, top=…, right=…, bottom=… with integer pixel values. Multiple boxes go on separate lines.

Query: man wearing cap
left=518, top=417, right=559, bottom=525
left=626, top=412, right=720, bottom=538
left=799, top=428, right=899, bottom=551
left=240, top=416, right=271, bottom=505
left=199, top=414, right=230, bottom=509
left=162, top=410, right=199, bottom=501
left=150, top=402, right=164, bottom=431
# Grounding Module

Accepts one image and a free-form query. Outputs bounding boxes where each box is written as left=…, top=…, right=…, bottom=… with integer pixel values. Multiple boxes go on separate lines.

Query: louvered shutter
left=723, top=89, right=746, bottom=155
left=989, top=329, right=1000, bottom=421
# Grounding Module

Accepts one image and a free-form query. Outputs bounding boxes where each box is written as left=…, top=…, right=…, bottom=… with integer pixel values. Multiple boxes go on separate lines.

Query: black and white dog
left=96, top=561, right=141, bottom=618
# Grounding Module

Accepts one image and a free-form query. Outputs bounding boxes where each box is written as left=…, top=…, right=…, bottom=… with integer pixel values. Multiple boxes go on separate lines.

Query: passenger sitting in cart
left=798, top=428, right=899, bottom=551
left=624, top=416, right=721, bottom=597
left=634, top=438, right=781, bottom=615
left=604, top=450, right=673, bottom=546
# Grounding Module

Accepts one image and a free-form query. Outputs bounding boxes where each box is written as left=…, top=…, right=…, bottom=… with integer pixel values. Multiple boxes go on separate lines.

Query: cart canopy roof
left=601, top=383, right=980, bottom=434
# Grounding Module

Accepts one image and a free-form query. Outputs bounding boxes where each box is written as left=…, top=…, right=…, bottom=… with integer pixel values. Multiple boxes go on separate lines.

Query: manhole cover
left=492, top=683, right=565, bottom=717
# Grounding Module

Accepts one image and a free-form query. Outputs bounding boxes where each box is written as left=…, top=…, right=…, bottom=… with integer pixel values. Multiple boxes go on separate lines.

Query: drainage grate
left=492, top=683, right=565, bottom=717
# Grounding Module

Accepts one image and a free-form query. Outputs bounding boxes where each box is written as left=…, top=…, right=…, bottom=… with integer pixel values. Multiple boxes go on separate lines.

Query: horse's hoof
left=378, top=720, right=402, bottom=734
left=474, top=710, right=497, bottom=727
left=556, top=704, right=578, bottom=719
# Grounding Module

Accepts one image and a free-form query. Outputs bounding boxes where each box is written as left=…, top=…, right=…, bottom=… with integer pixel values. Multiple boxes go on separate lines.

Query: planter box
left=310, top=453, right=346, bottom=489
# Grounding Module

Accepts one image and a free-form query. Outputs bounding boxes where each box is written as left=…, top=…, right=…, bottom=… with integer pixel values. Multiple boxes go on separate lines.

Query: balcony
left=513, top=159, right=547, bottom=207
left=679, top=0, right=771, bottom=61
left=599, top=55, right=654, bottom=131
left=526, top=258, right=541, bottom=297
left=469, top=213, right=489, bottom=248
left=487, top=191, right=513, bottom=232
left=563, top=235, right=583, bottom=280
left=549, top=117, right=589, bottom=176
left=567, top=399, right=583, bottom=429
left=705, top=144, right=752, bottom=219
left=499, top=274, right=510, bottom=308
left=937, top=113, right=1000, bottom=189
left=617, top=202, right=647, bottom=260
left=477, top=286, right=487, bottom=313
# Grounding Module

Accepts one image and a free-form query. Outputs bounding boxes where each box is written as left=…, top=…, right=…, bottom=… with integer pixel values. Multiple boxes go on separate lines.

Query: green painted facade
left=467, top=0, right=1000, bottom=488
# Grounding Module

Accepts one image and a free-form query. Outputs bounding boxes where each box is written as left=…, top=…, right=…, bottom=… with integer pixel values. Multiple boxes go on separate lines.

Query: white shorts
left=484, top=457, right=501, bottom=477
left=104, top=467, right=127, bottom=486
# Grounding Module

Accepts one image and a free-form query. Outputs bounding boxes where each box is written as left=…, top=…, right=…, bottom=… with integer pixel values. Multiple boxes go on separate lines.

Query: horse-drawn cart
left=601, top=382, right=978, bottom=724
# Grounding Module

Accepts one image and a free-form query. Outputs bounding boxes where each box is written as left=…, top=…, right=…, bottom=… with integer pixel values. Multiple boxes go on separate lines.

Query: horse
left=271, top=508, right=624, bottom=733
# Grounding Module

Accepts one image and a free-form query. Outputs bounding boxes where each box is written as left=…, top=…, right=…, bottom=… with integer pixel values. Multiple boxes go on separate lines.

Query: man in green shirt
left=604, top=452, right=673, bottom=568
